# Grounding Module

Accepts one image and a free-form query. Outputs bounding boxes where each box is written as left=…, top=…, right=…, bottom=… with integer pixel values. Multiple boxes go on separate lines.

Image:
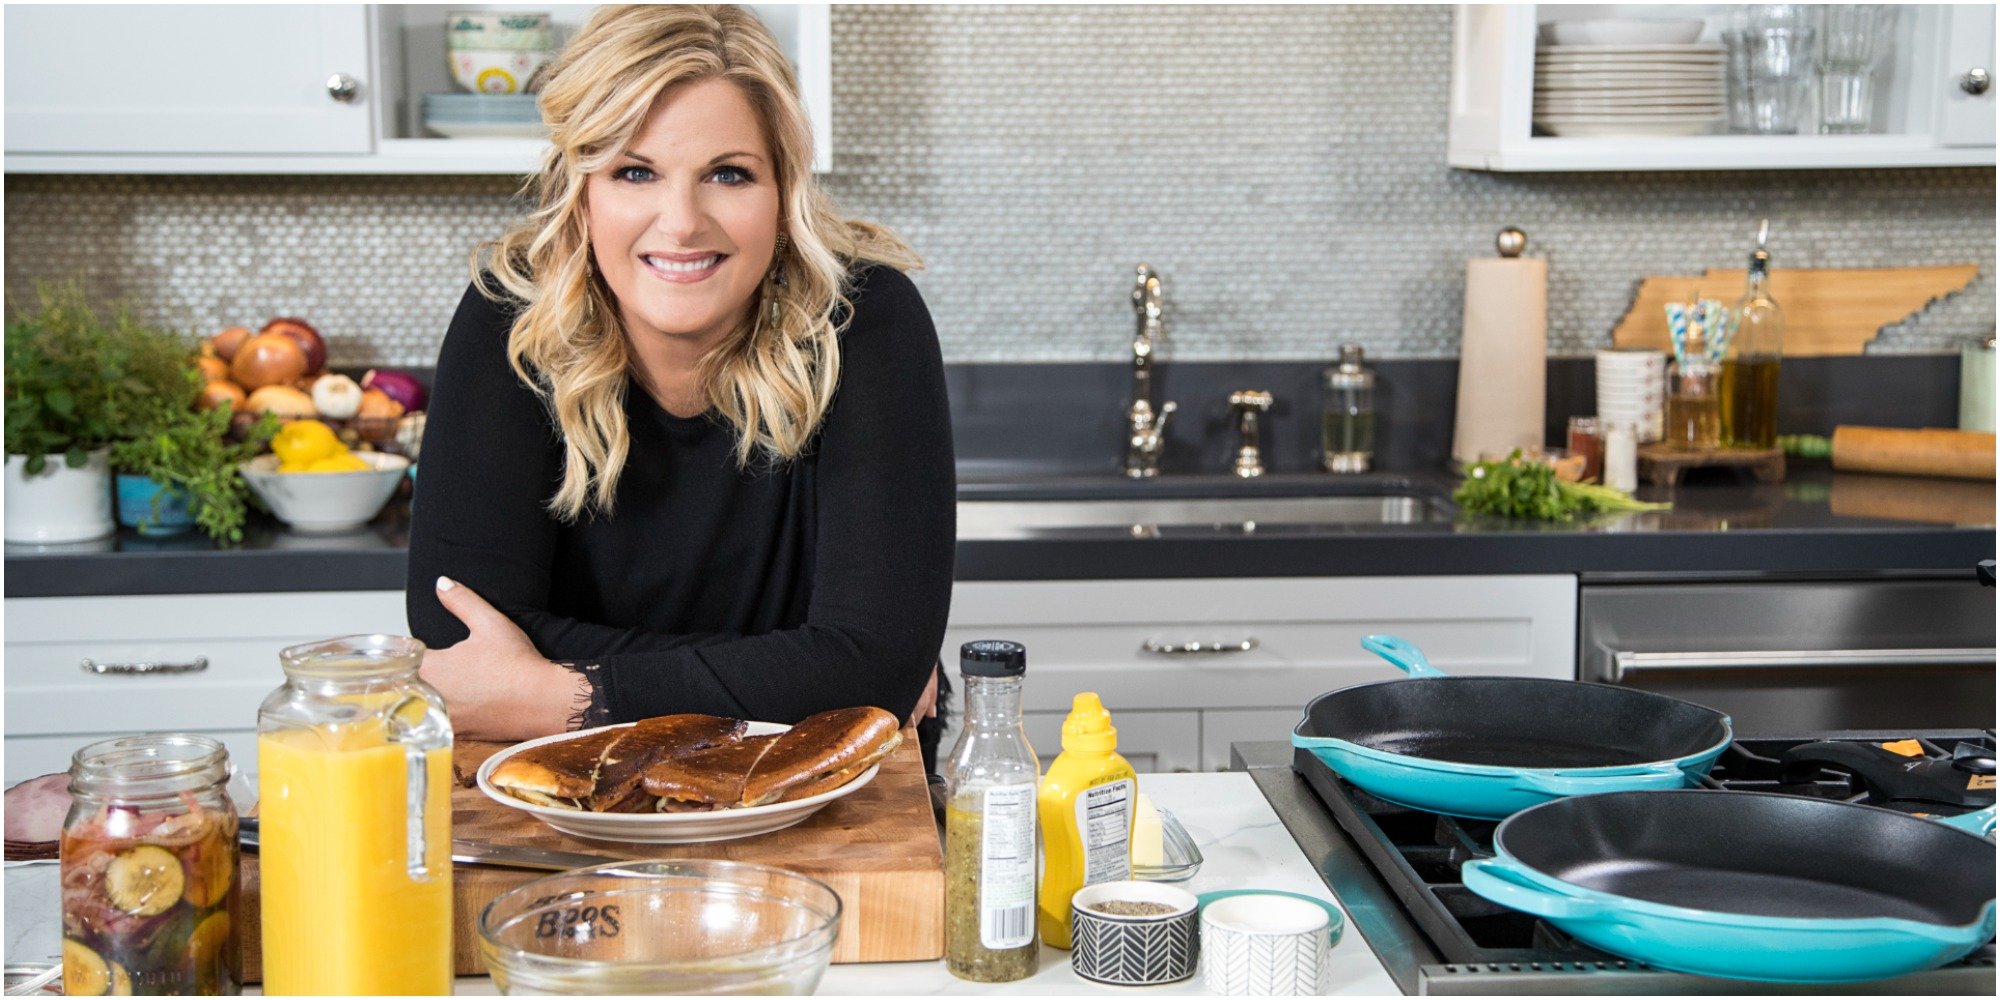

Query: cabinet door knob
left=326, top=72, right=361, bottom=103
left=1961, top=68, right=1991, bottom=96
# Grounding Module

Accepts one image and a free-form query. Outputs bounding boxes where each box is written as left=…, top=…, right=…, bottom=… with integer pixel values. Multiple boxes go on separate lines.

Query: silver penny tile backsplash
left=4, top=5, right=1993, bottom=368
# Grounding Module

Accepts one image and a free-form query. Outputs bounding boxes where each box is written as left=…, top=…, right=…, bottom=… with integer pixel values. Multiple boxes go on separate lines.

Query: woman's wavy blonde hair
left=474, top=4, right=920, bottom=521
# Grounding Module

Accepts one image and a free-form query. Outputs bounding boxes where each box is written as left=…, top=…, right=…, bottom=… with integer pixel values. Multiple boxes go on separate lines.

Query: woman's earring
left=765, top=234, right=789, bottom=326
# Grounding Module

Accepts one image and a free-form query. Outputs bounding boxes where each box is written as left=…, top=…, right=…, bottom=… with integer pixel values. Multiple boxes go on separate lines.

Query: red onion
left=361, top=369, right=427, bottom=413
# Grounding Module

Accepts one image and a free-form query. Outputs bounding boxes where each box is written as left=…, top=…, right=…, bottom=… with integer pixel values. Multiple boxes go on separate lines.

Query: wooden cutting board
left=1611, top=264, right=1978, bottom=357
left=233, top=728, right=943, bottom=980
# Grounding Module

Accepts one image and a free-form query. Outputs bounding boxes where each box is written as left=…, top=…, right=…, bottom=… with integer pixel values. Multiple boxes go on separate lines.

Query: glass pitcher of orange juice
left=257, top=635, right=452, bottom=995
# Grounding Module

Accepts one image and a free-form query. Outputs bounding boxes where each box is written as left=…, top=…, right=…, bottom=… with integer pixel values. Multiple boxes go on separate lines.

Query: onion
left=261, top=318, right=327, bottom=376
left=310, top=374, right=364, bottom=420
left=356, top=388, right=404, bottom=443
left=231, top=334, right=310, bottom=391
left=196, top=356, right=230, bottom=382
left=245, top=384, right=317, bottom=419
left=209, top=327, right=253, bottom=362
left=198, top=380, right=246, bottom=413
left=361, top=368, right=427, bottom=413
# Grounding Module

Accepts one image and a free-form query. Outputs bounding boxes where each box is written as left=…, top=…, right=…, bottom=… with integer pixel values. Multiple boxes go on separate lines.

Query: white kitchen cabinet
left=1449, top=3, right=1996, bottom=171
left=941, top=575, right=1577, bottom=774
left=3, top=4, right=830, bottom=175
left=1023, top=709, right=1200, bottom=775
left=2, top=591, right=406, bottom=784
left=4, top=5, right=374, bottom=157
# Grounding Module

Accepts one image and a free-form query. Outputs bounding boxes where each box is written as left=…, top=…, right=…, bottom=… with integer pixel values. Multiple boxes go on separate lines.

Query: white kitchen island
left=4, top=770, right=1400, bottom=996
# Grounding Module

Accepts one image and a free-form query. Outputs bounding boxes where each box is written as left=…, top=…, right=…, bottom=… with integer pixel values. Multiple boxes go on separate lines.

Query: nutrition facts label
left=1076, top=778, right=1134, bottom=885
left=979, top=784, right=1036, bottom=950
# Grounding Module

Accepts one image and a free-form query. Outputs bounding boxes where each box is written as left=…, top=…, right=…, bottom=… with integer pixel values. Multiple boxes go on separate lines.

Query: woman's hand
left=909, top=665, right=939, bottom=728
left=420, top=576, right=587, bottom=742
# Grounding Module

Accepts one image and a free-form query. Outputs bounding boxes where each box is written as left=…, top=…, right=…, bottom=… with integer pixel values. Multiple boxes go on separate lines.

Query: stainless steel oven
left=1579, top=576, right=1996, bottom=734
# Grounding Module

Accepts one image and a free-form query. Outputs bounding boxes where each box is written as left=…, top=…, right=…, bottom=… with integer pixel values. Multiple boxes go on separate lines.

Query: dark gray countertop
left=6, top=462, right=1993, bottom=598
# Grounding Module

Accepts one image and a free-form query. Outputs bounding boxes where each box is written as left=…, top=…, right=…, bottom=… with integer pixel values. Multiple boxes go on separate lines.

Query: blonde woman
left=406, top=5, right=954, bottom=765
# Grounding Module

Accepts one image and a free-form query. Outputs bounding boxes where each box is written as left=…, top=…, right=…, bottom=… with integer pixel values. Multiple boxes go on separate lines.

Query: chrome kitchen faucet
left=1125, top=264, right=1176, bottom=478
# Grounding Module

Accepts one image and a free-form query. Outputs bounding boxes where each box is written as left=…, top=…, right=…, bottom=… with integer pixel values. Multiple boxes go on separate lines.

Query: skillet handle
left=1361, top=634, right=1447, bottom=678
left=1512, top=762, right=1692, bottom=796
left=1461, top=858, right=1612, bottom=921
left=1938, top=805, right=1997, bottom=839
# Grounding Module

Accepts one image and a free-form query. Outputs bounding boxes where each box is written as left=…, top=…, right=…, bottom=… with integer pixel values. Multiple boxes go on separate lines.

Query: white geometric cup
left=1198, top=891, right=1344, bottom=995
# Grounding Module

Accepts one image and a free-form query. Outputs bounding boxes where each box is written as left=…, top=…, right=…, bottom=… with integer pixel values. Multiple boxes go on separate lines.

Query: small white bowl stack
left=1596, top=349, right=1667, bottom=444
left=1535, top=19, right=1724, bottom=138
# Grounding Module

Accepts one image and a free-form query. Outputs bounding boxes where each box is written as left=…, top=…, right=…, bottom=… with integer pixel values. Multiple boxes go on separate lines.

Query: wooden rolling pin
left=1831, top=426, right=1996, bottom=480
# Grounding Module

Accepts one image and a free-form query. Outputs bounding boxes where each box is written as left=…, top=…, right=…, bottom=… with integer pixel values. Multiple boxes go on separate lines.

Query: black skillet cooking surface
left=1495, top=789, right=1996, bottom=925
left=1306, top=676, right=1730, bottom=768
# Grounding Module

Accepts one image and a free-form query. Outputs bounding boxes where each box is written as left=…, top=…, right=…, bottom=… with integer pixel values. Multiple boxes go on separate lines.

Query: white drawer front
left=1201, top=708, right=1308, bottom=771
left=946, top=575, right=1577, bottom=715
left=6, top=729, right=260, bottom=786
left=4, top=591, right=406, bottom=739
left=1022, top=709, right=1201, bottom=775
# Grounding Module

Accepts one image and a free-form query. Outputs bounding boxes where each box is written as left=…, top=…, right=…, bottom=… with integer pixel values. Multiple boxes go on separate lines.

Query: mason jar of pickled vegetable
left=62, top=733, right=240, bottom=996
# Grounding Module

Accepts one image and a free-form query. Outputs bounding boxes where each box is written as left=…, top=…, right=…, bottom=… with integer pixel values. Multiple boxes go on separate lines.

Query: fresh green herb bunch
left=4, top=281, right=199, bottom=472
left=112, top=407, right=280, bottom=544
left=1454, top=450, right=1672, bottom=522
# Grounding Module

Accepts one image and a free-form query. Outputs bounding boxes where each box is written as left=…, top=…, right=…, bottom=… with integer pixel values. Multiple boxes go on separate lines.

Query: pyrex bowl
left=477, top=860, right=842, bottom=996
left=240, top=451, right=408, bottom=533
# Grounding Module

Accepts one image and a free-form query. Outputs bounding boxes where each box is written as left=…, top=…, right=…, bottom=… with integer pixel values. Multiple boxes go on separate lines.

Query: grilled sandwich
left=492, top=706, right=905, bottom=813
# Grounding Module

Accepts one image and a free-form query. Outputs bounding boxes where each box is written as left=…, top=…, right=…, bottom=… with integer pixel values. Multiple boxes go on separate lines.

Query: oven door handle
left=1610, top=647, right=1997, bottom=682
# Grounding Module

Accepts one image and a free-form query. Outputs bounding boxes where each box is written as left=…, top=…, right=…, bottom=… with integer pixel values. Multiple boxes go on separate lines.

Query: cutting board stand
left=235, top=728, right=944, bottom=981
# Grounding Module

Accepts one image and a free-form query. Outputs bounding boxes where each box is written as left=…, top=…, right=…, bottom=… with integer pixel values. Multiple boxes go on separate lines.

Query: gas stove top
left=1286, top=730, right=1997, bottom=996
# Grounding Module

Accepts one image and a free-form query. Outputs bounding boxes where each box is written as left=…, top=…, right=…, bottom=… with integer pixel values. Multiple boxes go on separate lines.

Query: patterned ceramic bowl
left=446, top=10, right=553, bottom=51
left=1069, top=881, right=1199, bottom=986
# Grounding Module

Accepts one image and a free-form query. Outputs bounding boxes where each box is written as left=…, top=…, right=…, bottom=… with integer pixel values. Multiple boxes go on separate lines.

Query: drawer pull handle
left=1141, top=638, right=1259, bottom=655
left=80, top=657, right=209, bottom=676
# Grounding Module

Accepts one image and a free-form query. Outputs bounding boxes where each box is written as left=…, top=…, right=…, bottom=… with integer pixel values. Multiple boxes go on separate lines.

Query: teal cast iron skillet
left=1461, top=790, right=1997, bottom=983
left=1291, top=635, right=1731, bottom=820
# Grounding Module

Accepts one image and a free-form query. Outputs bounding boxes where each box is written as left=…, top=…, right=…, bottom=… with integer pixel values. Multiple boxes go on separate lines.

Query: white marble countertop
left=6, top=771, right=1398, bottom=995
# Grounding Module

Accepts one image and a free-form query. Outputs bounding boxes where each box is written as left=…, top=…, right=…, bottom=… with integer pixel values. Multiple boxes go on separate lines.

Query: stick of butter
left=1132, top=791, right=1164, bottom=867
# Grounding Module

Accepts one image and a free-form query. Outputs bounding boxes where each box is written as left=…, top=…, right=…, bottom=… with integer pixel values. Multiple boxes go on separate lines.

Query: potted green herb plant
left=4, top=283, right=154, bottom=543
left=3, top=281, right=265, bottom=544
left=111, top=403, right=279, bottom=543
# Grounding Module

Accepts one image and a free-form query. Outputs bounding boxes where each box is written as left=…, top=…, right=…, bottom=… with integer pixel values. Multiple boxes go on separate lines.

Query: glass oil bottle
left=1722, top=220, right=1785, bottom=449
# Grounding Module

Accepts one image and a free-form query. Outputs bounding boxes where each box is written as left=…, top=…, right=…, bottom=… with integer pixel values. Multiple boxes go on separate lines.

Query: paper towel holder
left=1496, top=227, right=1527, bottom=258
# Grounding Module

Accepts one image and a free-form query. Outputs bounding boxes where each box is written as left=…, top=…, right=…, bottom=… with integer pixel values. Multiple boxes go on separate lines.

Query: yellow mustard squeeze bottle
left=1036, top=692, right=1138, bottom=949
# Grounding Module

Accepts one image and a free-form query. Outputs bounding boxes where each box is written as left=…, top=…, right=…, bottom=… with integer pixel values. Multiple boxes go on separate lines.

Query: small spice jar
left=62, top=734, right=241, bottom=996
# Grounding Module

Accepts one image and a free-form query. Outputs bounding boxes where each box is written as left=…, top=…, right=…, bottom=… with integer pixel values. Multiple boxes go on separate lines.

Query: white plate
left=1540, top=18, right=1707, bottom=47
left=1535, top=83, right=1726, bottom=97
left=1536, top=70, right=1726, bottom=84
left=475, top=721, right=881, bottom=844
left=1536, top=43, right=1726, bottom=55
left=1537, top=119, right=1721, bottom=137
left=423, top=119, right=547, bottom=139
left=1537, top=97, right=1725, bottom=110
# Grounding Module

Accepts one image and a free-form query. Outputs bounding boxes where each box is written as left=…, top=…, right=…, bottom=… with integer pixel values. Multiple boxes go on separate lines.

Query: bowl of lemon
left=241, top=420, right=410, bottom=533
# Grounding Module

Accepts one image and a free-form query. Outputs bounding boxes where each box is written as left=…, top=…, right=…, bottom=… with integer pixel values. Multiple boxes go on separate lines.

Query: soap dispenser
left=1323, top=343, right=1376, bottom=473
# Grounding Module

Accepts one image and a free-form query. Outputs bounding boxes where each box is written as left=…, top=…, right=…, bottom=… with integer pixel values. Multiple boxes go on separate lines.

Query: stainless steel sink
left=957, top=494, right=1449, bottom=539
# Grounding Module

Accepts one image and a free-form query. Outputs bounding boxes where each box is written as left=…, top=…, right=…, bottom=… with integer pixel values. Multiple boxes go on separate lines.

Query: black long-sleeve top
left=405, top=263, right=956, bottom=725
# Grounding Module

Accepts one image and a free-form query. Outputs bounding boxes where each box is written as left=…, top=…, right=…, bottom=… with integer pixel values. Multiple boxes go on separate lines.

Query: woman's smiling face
left=585, top=77, right=780, bottom=356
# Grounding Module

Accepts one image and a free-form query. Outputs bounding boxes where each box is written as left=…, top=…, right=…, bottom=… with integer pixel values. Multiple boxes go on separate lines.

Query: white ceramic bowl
left=241, top=452, right=408, bottom=534
left=1542, top=18, right=1707, bottom=46
left=450, top=48, right=554, bottom=94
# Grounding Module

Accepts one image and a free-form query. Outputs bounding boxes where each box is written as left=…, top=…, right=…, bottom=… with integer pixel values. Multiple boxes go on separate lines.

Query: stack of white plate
left=1534, top=42, right=1726, bottom=138
left=422, top=93, right=545, bottom=140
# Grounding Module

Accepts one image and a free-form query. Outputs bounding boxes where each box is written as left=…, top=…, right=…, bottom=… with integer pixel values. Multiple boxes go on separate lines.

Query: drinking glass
left=1815, top=5, right=1893, bottom=134
left=1723, top=5, right=1814, bottom=135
